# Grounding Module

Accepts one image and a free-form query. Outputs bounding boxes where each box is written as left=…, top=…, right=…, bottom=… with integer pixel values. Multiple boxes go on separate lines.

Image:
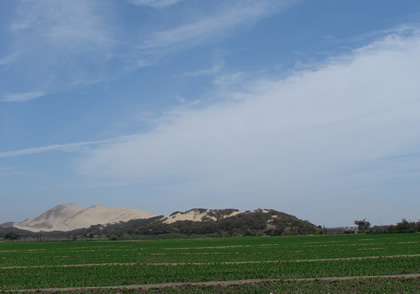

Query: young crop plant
left=0, top=234, right=418, bottom=292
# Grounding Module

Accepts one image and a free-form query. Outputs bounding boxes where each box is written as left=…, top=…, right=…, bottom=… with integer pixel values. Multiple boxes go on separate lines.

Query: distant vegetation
left=70, top=209, right=324, bottom=240
left=1, top=209, right=324, bottom=240
left=369, top=218, right=420, bottom=234
left=1, top=213, right=418, bottom=241
left=3, top=232, right=19, bottom=240
left=354, top=219, right=371, bottom=232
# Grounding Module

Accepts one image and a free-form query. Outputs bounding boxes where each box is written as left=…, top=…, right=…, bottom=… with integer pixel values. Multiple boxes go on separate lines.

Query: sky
left=1, top=0, right=420, bottom=227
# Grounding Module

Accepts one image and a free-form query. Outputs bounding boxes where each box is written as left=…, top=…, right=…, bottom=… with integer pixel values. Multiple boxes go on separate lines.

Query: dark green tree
left=354, top=219, right=371, bottom=232
left=4, top=232, right=19, bottom=240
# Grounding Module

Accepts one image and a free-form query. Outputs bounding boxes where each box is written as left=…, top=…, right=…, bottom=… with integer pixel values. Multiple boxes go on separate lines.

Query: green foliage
left=63, top=210, right=322, bottom=239
left=3, top=232, right=19, bottom=240
left=0, top=234, right=419, bottom=291
left=395, top=218, right=417, bottom=233
left=354, top=219, right=371, bottom=232
left=0, top=213, right=417, bottom=242
left=369, top=219, right=420, bottom=234
left=1, top=257, right=419, bottom=290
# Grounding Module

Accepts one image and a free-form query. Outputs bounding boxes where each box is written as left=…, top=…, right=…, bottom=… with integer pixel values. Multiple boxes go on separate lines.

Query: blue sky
left=1, top=0, right=420, bottom=227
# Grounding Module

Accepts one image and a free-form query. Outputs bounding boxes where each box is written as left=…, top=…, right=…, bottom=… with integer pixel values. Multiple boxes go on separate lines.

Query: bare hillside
left=13, top=204, right=156, bottom=232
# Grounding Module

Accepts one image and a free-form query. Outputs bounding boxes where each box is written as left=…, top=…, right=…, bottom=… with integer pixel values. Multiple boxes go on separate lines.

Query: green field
left=0, top=233, right=419, bottom=293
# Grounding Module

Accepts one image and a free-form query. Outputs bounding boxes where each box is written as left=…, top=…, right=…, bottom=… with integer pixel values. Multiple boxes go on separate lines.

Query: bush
left=4, top=232, right=19, bottom=240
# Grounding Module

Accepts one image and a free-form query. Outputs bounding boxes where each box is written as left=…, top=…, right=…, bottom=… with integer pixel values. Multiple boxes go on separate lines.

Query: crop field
left=0, top=233, right=419, bottom=293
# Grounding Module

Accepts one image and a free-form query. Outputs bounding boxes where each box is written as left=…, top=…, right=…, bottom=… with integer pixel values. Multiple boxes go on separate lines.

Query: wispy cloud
left=0, top=137, right=134, bottom=159
left=141, top=1, right=294, bottom=50
left=127, top=0, right=181, bottom=8
left=0, top=0, right=115, bottom=102
left=0, top=91, right=45, bottom=103
left=184, top=63, right=224, bottom=77
left=0, top=1, right=295, bottom=101
left=0, top=54, right=17, bottom=65
left=0, top=167, right=38, bottom=177
left=213, top=72, right=245, bottom=87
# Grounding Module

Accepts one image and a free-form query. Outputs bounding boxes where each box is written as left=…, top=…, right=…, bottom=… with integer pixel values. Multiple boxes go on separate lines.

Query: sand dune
left=163, top=209, right=242, bottom=224
left=13, top=206, right=275, bottom=232
left=13, top=204, right=156, bottom=232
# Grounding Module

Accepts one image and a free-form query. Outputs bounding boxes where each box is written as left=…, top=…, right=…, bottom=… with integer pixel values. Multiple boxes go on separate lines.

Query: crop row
left=0, top=256, right=419, bottom=290
left=1, top=247, right=418, bottom=267
left=1, top=233, right=416, bottom=251
left=0, top=235, right=418, bottom=267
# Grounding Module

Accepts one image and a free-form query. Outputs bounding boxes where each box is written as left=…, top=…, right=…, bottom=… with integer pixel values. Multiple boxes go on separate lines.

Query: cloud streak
left=0, top=137, right=135, bottom=159
left=141, top=1, right=294, bottom=50
left=127, top=0, right=181, bottom=8
left=184, top=63, right=224, bottom=77
left=0, top=91, right=45, bottom=103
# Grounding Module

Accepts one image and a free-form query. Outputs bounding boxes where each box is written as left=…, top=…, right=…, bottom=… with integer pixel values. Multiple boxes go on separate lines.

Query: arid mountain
left=13, top=204, right=156, bottom=232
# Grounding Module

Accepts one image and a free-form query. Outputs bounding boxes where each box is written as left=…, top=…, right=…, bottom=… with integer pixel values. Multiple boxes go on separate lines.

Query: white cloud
left=3, top=29, right=419, bottom=225
left=77, top=31, right=420, bottom=224
left=0, top=0, right=295, bottom=100
left=141, top=1, right=293, bottom=50
left=10, top=0, right=111, bottom=49
left=127, top=0, right=181, bottom=8
left=213, top=72, right=245, bottom=87
left=0, top=91, right=45, bottom=102
left=1, top=0, right=114, bottom=101
left=184, top=63, right=224, bottom=77
left=0, top=137, right=132, bottom=158
left=0, top=167, right=38, bottom=177
left=0, top=54, right=17, bottom=65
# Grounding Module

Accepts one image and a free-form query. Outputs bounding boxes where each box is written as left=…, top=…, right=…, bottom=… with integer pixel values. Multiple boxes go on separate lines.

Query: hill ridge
left=8, top=205, right=321, bottom=237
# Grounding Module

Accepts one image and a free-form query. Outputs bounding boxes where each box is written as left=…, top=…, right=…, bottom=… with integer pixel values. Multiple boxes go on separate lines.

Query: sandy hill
left=162, top=208, right=283, bottom=224
left=74, top=208, right=320, bottom=238
left=164, top=208, right=241, bottom=224
left=13, top=204, right=156, bottom=232
left=4, top=207, right=322, bottom=238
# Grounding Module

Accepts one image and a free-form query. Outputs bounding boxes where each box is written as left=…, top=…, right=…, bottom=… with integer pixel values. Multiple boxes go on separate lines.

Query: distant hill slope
left=13, top=204, right=156, bottom=232
left=0, top=222, right=15, bottom=228
left=71, top=208, right=322, bottom=238
left=7, top=206, right=322, bottom=237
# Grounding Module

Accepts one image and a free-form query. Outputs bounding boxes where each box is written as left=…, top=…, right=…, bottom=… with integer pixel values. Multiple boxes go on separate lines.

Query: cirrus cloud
left=127, top=0, right=181, bottom=8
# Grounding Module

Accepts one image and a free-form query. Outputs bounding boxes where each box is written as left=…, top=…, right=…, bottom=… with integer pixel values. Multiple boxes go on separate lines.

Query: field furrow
left=12, top=275, right=420, bottom=293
